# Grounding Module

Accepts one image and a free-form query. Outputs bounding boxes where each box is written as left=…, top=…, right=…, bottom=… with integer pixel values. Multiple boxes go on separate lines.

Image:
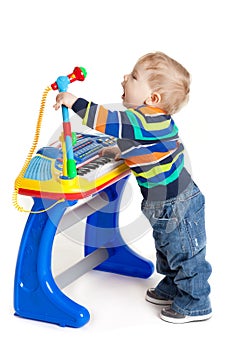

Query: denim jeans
left=141, top=181, right=212, bottom=316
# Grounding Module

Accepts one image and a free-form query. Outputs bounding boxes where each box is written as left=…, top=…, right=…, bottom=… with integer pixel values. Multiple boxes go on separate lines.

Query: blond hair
left=137, top=52, right=190, bottom=114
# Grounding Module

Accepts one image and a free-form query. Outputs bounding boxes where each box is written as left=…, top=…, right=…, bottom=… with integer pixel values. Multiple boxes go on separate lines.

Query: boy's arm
left=54, top=93, right=123, bottom=137
left=54, top=93, right=136, bottom=158
left=71, top=98, right=128, bottom=138
left=54, top=93, right=177, bottom=144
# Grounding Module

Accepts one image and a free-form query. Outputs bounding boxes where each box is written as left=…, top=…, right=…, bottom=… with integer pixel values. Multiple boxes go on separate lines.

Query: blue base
left=85, top=178, right=154, bottom=278
left=14, top=198, right=90, bottom=328
left=14, top=177, right=154, bottom=328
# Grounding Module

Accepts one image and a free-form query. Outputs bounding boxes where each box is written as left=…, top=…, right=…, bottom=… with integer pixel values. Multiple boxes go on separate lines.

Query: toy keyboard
left=16, top=132, right=130, bottom=200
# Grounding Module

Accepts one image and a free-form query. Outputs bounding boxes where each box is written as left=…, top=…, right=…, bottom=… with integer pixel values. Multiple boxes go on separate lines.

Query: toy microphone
left=51, top=66, right=87, bottom=179
left=51, top=66, right=87, bottom=90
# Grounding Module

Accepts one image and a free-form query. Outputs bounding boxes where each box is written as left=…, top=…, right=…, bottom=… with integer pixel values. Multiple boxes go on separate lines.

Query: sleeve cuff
left=71, top=98, right=89, bottom=118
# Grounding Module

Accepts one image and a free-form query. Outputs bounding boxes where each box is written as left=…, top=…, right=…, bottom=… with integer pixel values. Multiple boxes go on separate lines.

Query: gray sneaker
left=160, top=307, right=212, bottom=324
left=145, top=288, right=172, bottom=306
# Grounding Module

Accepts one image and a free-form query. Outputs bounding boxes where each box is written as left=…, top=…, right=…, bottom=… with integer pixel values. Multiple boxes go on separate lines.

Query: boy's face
left=121, top=63, right=152, bottom=108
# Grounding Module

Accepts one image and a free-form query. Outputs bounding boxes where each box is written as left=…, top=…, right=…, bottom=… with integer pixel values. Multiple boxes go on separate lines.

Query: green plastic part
left=80, top=67, right=87, bottom=78
left=72, top=132, right=77, bottom=146
left=67, top=159, right=77, bottom=179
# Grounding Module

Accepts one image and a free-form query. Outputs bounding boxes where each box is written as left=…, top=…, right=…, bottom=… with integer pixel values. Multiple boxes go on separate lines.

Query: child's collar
left=136, top=104, right=167, bottom=115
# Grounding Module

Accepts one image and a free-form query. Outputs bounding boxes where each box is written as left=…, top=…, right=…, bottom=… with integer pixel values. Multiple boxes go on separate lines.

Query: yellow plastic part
left=15, top=155, right=129, bottom=199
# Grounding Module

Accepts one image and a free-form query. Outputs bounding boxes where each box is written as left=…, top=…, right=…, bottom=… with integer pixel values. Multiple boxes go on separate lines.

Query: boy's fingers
left=99, top=150, right=107, bottom=157
left=114, top=153, right=121, bottom=161
left=53, top=103, right=60, bottom=110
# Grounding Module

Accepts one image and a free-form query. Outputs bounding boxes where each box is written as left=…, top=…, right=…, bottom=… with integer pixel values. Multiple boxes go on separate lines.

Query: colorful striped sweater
left=72, top=98, right=191, bottom=200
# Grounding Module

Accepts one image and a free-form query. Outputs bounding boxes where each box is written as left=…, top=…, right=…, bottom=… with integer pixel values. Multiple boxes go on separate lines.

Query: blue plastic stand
left=85, top=177, right=154, bottom=278
left=14, top=198, right=90, bottom=327
left=14, top=176, right=154, bottom=328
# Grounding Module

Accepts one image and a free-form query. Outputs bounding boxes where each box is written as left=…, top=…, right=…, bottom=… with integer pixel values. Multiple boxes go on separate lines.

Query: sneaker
left=160, top=307, right=212, bottom=324
left=145, top=288, right=172, bottom=305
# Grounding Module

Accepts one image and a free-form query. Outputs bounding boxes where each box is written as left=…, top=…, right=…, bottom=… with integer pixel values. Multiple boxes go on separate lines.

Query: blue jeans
left=141, top=181, right=212, bottom=316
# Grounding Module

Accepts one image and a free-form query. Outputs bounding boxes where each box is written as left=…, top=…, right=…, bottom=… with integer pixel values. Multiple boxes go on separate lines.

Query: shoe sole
left=145, top=294, right=173, bottom=306
left=160, top=312, right=213, bottom=324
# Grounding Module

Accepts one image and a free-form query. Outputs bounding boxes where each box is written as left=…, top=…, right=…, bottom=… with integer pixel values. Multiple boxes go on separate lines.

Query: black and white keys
left=77, top=156, right=124, bottom=182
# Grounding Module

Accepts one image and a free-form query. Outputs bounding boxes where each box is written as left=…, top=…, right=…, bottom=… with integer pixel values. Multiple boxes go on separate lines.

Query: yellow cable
left=12, top=86, right=65, bottom=213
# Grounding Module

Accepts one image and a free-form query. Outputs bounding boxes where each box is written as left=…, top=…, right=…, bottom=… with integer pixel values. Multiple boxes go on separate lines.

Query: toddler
left=54, top=52, right=212, bottom=323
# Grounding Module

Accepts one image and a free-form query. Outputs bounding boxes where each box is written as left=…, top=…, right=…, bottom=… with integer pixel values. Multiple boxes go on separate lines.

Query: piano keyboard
left=77, top=156, right=124, bottom=182
left=16, top=132, right=131, bottom=200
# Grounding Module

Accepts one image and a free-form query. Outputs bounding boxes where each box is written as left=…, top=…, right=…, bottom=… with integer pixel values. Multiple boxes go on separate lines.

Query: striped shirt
left=72, top=98, right=191, bottom=200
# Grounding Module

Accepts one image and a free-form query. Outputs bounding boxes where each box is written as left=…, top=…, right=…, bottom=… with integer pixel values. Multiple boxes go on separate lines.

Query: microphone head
left=72, top=67, right=87, bottom=81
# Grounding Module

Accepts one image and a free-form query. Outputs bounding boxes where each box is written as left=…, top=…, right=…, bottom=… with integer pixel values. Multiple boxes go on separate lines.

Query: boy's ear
left=145, top=92, right=161, bottom=106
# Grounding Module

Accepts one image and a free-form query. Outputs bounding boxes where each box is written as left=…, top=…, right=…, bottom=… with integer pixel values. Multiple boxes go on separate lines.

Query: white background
left=1, top=0, right=232, bottom=348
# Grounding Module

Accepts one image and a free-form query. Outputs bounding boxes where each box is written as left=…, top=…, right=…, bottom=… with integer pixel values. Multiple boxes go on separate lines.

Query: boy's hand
left=99, top=146, right=121, bottom=161
left=53, top=92, right=77, bottom=110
